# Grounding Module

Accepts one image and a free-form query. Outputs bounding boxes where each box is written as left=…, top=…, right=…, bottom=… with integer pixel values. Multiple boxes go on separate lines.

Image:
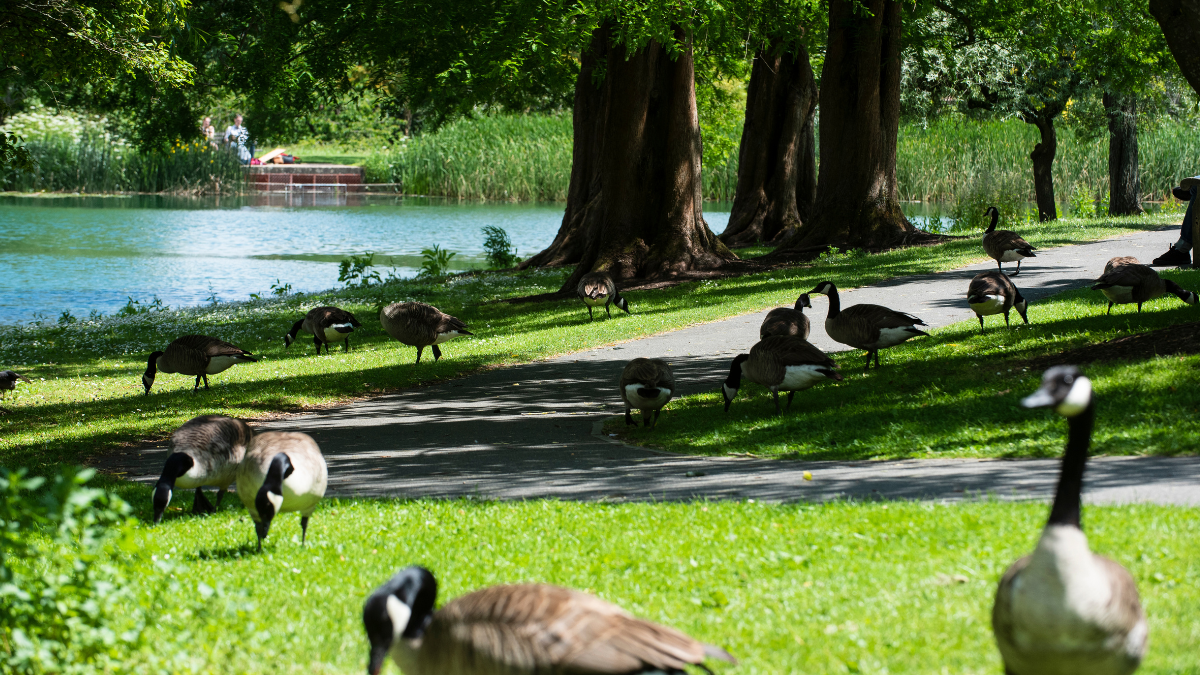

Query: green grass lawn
left=61, top=495, right=1200, bottom=674
left=611, top=267, right=1200, bottom=459
left=0, top=214, right=1180, bottom=470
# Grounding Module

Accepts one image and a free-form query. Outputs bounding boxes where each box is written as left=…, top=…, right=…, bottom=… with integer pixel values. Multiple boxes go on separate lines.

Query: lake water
left=0, top=194, right=733, bottom=324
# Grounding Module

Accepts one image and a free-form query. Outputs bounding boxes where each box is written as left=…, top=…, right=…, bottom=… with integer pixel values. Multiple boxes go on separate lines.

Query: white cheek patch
left=1055, top=376, right=1092, bottom=417
left=722, top=383, right=738, bottom=401
left=385, top=595, right=412, bottom=641
left=266, top=490, right=285, bottom=513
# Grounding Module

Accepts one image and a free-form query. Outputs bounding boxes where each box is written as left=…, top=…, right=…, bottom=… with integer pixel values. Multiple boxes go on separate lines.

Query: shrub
left=338, top=253, right=382, bottom=288
left=418, top=245, right=457, bottom=278
left=481, top=226, right=519, bottom=268
left=0, top=467, right=145, bottom=674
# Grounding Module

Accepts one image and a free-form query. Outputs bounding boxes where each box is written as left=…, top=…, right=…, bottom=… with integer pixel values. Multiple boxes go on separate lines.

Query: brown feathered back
left=159, top=335, right=255, bottom=375
left=1103, top=256, right=1139, bottom=274
left=1092, top=263, right=1166, bottom=304
left=380, top=302, right=468, bottom=348
left=618, top=358, right=675, bottom=408
left=760, top=306, right=810, bottom=339
left=744, top=336, right=837, bottom=387
left=414, top=584, right=733, bottom=674
left=967, top=271, right=1017, bottom=306
left=576, top=272, right=616, bottom=301
left=303, top=306, right=362, bottom=333
left=983, top=229, right=1037, bottom=261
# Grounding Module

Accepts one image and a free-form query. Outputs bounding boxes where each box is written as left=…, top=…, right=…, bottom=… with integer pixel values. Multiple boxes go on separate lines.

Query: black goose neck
left=1046, top=401, right=1095, bottom=529
left=825, top=287, right=841, bottom=318
left=725, top=355, right=748, bottom=387
left=986, top=210, right=998, bottom=233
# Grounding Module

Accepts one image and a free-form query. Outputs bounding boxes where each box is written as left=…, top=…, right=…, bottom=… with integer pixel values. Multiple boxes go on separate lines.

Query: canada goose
left=992, top=366, right=1147, bottom=675
left=619, top=358, right=674, bottom=428
left=380, top=302, right=472, bottom=364
left=807, top=281, right=929, bottom=369
left=1103, top=256, right=1139, bottom=274
left=153, top=415, right=253, bottom=524
left=760, top=293, right=812, bottom=339
left=723, top=335, right=842, bottom=415
left=577, top=271, right=630, bottom=320
left=236, top=431, right=327, bottom=551
left=142, top=335, right=257, bottom=395
left=983, top=206, right=1037, bottom=276
left=1090, top=262, right=1198, bottom=314
left=285, top=306, right=362, bottom=354
left=363, top=565, right=736, bottom=675
left=967, top=271, right=1030, bottom=332
left=0, top=370, right=31, bottom=413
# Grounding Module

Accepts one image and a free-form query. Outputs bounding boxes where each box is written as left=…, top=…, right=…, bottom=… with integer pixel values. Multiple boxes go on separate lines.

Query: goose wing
left=423, top=584, right=732, bottom=673
left=754, top=336, right=836, bottom=368
left=310, top=306, right=362, bottom=328
left=1103, top=256, right=1139, bottom=274
left=986, top=229, right=1037, bottom=256
left=1092, top=263, right=1157, bottom=290
left=991, top=554, right=1030, bottom=659
left=619, top=358, right=673, bottom=388
left=967, top=272, right=1013, bottom=302
left=1095, top=555, right=1148, bottom=649
left=841, top=304, right=927, bottom=329
left=172, top=335, right=256, bottom=359
left=577, top=273, right=614, bottom=300
left=760, top=308, right=809, bottom=339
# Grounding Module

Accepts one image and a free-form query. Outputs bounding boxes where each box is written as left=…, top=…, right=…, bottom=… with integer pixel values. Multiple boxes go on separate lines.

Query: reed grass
left=1, top=134, right=245, bottom=194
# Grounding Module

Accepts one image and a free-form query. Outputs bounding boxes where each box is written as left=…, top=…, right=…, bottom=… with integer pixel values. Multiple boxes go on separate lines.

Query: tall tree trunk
left=520, top=24, right=734, bottom=287
left=777, top=0, right=913, bottom=252
left=1105, top=93, right=1143, bottom=215
left=718, top=40, right=818, bottom=247
left=1025, top=113, right=1058, bottom=221
left=1149, top=0, right=1200, bottom=95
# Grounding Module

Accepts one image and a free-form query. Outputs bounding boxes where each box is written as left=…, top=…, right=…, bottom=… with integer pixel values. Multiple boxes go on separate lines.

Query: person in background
left=200, top=116, right=217, bottom=150
left=1152, top=176, right=1198, bottom=267
left=223, top=114, right=253, bottom=164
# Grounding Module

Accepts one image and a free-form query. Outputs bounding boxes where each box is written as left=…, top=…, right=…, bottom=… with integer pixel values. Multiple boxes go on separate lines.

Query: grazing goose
left=0, top=370, right=31, bottom=412
left=723, top=335, right=842, bottom=415
left=807, top=281, right=929, bottom=369
left=619, top=358, right=674, bottom=429
left=760, top=293, right=812, bottom=339
left=983, top=206, right=1037, bottom=276
left=992, top=366, right=1147, bottom=675
left=967, top=271, right=1030, bottom=332
left=142, top=335, right=257, bottom=395
left=1090, top=262, right=1198, bottom=314
left=363, top=565, right=736, bottom=675
left=380, top=302, right=472, bottom=364
left=236, top=431, right=327, bottom=551
left=285, top=306, right=362, bottom=354
left=153, top=415, right=253, bottom=524
left=1103, top=256, right=1139, bottom=274
left=577, top=271, right=630, bottom=320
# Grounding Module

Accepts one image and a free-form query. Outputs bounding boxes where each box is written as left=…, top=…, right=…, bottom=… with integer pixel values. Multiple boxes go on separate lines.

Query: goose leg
left=1012, top=260, right=1022, bottom=276
left=587, top=306, right=594, bottom=321
left=1004, top=311, right=1011, bottom=327
left=202, top=374, right=210, bottom=390
left=415, top=346, right=424, bottom=364
left=1137, top=302, right=1143, bottom=313
left=605, top=303, right=612, bottom=318
left=978, top=315, right=985, bottom=332
left=652, top=409, right=661, bottom=429
left=997, top=261, right=1003, bottom=274
left=787, top=391, right=795, bottom=409
left=1107, top=301, right=1114, bottom=315
left=864, top=351, right=872, bottom=370
left=625, top=407, right=636, bottom=426
left=874, top=350, right=881, bottom=368
left=214, top=487, right=227, bottom=508
left=192, top=488, right=215, bottom=515
left=193, top=374, right=203, bottom=393
left=300, top=516, right=310, bottom=545
left=772, top=391, right=782, bottom=416
left=432, top=345, right=443, bottom=361
left=344, top=337, right=351, bottom=353
left=313, top=336, right=322, bottom=355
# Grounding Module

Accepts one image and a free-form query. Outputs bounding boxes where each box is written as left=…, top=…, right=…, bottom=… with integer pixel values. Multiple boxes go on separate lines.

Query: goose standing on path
left=992, top=366, right=1147, bottom=675
left=967, top=271, right=1030, bottom=332
left=362, top=565, right=736, bottom=675
left=380, top=302, right=472, bottom=364
left=806, top=281, right=929, bottom=369
left=577, top=271, right=630, bottom=320
left=983, top=206, right=1037, bottom=276
left=723, top=335, right=842, bottom=415
left=619, top=358, right=674, bottom=428
left=760, top=293, right=812, bottom=339
left=1104, top=256, right=1139, bottom=274
left=236, top=431, right=327, bottom=551
left=0, top=370, right=31, bottom=412
left=1090, top=260, right=1198, bottom=314
left=153, top=415, right=253, bottom=523
left=143, top=335, right=257, bottom=395
left=285, top=306, right=363, bottom=354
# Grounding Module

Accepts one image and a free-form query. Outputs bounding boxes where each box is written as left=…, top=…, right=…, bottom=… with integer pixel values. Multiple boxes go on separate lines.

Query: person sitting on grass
left=1153, top=176, right=1198, bottom=267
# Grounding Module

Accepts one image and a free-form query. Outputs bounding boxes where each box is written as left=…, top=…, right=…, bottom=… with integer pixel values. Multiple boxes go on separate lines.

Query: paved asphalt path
left=106, top=225, right=1200, bottom=505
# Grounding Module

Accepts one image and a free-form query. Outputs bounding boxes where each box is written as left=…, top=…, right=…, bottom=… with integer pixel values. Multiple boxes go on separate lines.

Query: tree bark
left=520, top=24, right=734, bottom=286
left=777, top=0, right=914, bottom=252
left=1149, top=0, right=1200, bottom=95
left=1024, top=112, right=1059, bottom=221
left=718, top=40, right=818, bottom=248
left=1104, top=92, right=1143, bottom=215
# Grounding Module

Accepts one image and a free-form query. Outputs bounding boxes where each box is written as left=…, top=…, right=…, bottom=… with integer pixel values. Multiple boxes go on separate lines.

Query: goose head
left=984, top=206, right=1000, bottom=231
left=253, top=453, right=295, bottom=547
left=153, top=452, right=195, bottom=524
left=807, top=281, right=837, bottom=296
left=794, top=293, right=812, bottom=311
left=142, top=351, right=163, bottom=395
left=1021, top=365, right=1091, bottom=418
left=364, top=566, right=438, bottom=675
left=1014, top=293, right=1030, bottom=324
left=615, top=294, right=631, bottom=314
left=722, top=354, right=749, bottom=411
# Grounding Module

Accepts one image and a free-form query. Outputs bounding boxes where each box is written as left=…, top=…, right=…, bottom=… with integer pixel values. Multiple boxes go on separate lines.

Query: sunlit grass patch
left=88, top=494, right=1200, bottom=674
left=613, top=268, right=1200, bottom=459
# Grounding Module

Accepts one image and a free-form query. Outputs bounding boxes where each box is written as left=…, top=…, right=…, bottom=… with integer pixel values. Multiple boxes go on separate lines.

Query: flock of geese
left=3, top=207, right=1194, bottom=674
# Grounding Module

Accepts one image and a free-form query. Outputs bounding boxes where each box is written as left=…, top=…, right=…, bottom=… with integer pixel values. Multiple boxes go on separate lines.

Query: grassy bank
left=610, top=267, right=1200, bottom=459
left=28, top=493, right=1200, bottom=674
left=0, top=214, right=1175, bottom=469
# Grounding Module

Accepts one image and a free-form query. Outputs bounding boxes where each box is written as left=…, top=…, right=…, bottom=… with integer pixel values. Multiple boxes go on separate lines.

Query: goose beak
left=1021, top=387, right=1057, bottom=409
left=367, top=645, right=388, bottom=675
